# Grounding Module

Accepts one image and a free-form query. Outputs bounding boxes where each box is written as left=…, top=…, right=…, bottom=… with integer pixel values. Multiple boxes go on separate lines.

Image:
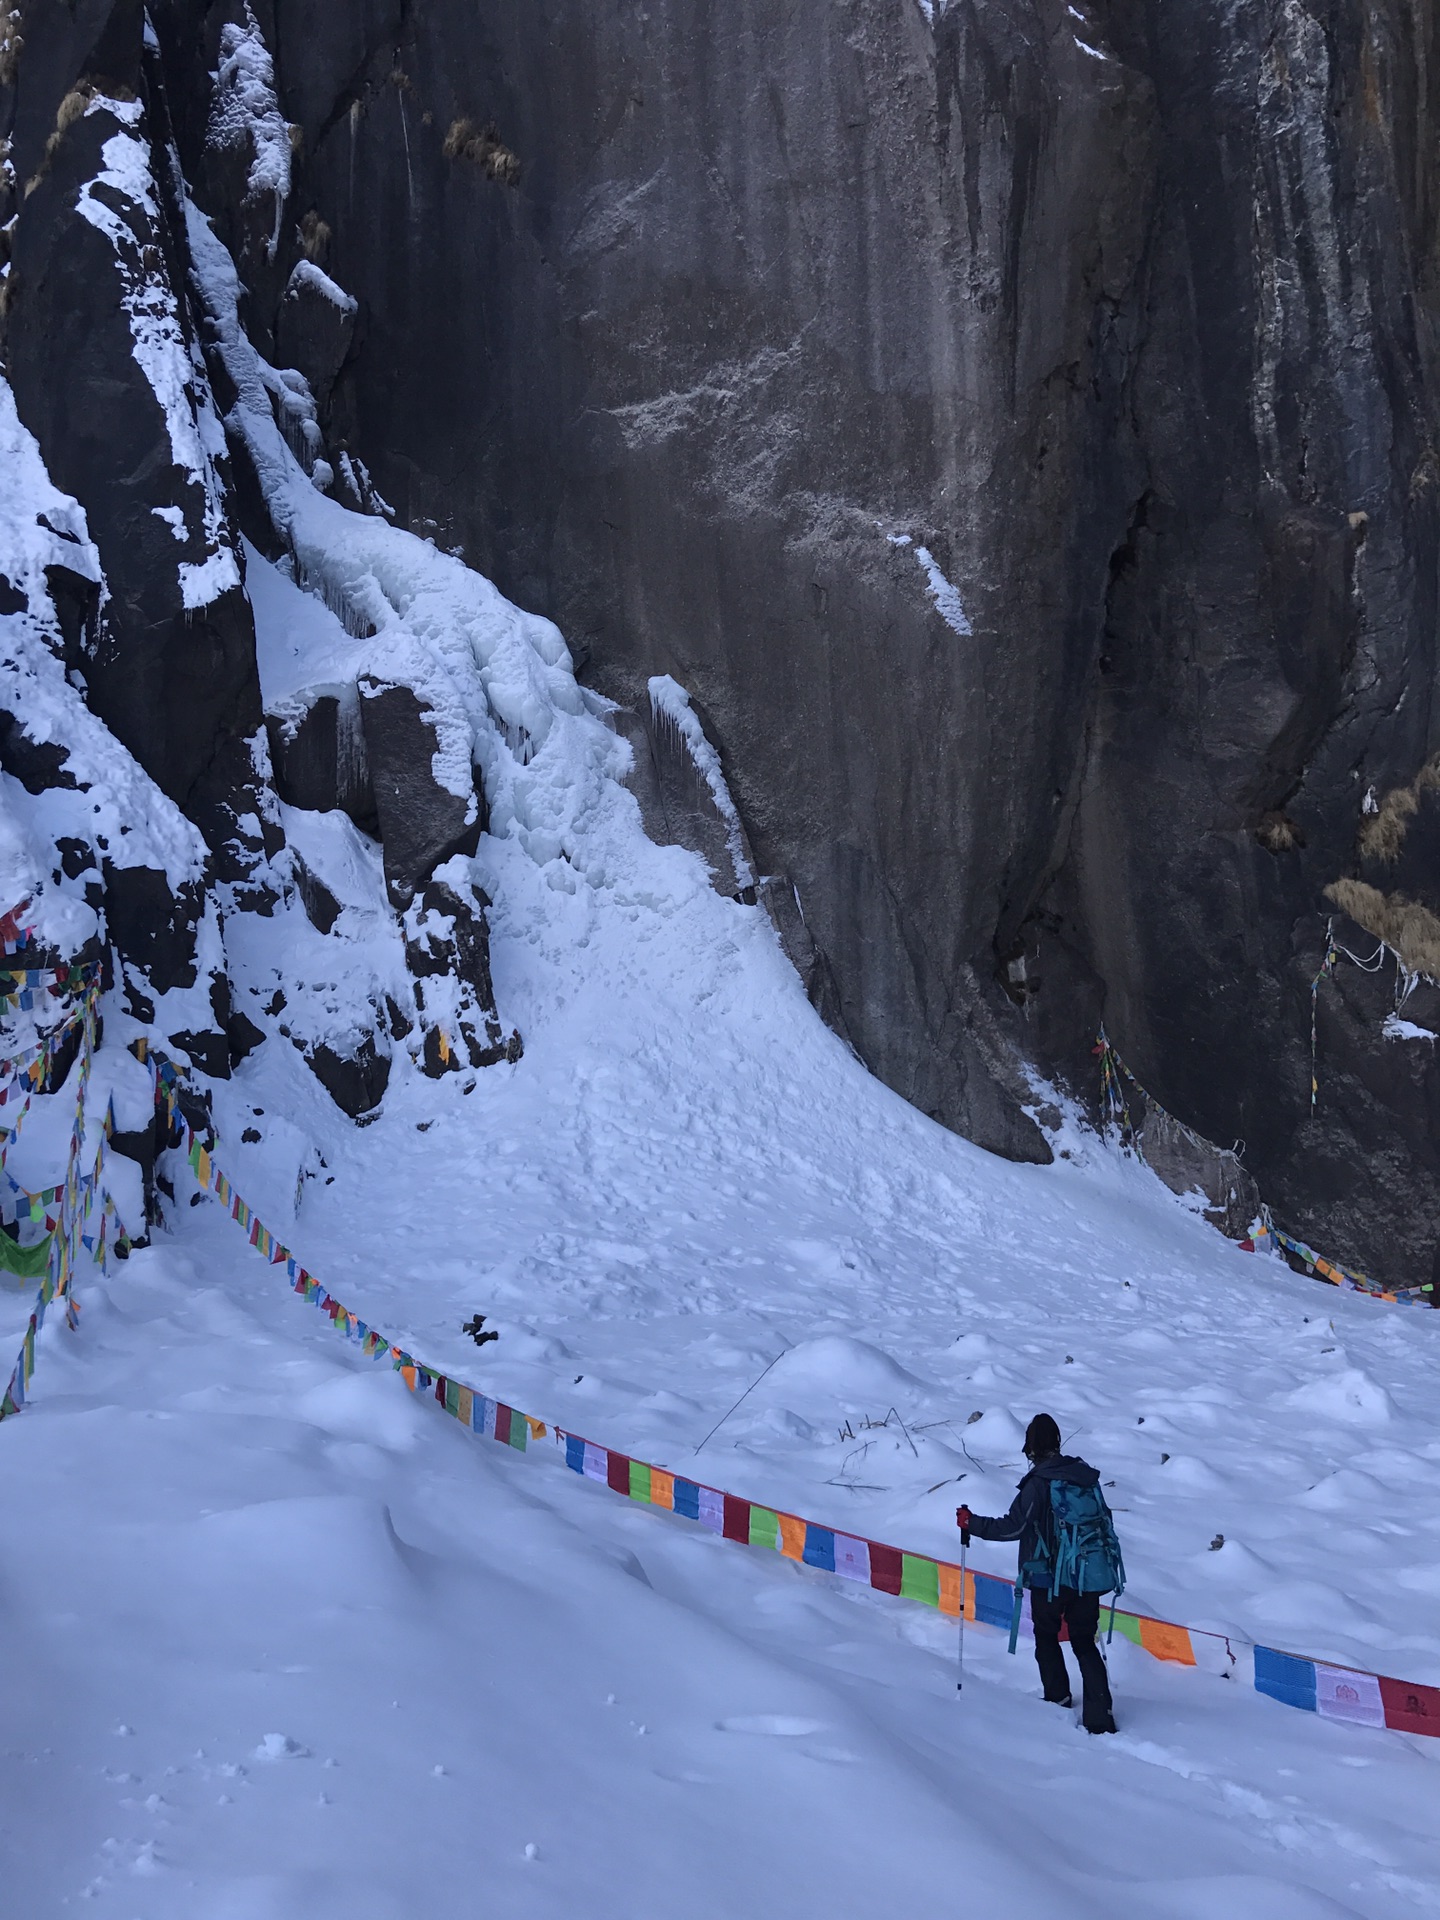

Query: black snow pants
left=1030, top=1587, right=1116, bottom=1733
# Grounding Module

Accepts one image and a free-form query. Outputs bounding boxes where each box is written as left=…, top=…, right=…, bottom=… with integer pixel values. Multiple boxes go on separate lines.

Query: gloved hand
left=956, top=1505, right=972, bottom=1530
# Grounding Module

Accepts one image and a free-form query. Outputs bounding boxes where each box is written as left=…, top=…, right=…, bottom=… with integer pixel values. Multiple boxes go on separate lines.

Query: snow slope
left=4, top=647, right=1439, bottom=1914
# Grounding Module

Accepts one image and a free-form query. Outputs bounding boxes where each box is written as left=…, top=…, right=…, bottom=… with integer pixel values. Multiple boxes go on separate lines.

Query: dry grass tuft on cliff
left=24, top=84, right=91, bottom=196
left=1255, top=811, right=1304, bottom=853
left=1325, top=877, right=1440, bottom=980
left=1359, top=756, right=1440, bottom=863
left=443, top=118, right=520, bottom=186
left=297, top=209, right=331, bottom=264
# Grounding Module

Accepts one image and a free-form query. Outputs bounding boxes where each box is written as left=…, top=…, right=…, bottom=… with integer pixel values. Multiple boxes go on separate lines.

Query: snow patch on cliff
left=75, top=97, right=240, bottom=610
left=1382, top=1012, right=1435, bottom=1044
left=186, top=195, right=633, bottom=885
left=0, top=372, right=205, bottom=894
left=285, top=259, right=357, bottom=314
left=914, top=544, right=973, bottom=637
left=647, top=675, right=756, bottom=890
left=0, top=385, right=101, bottom=623
left=208, top=4, right=291, bottom=256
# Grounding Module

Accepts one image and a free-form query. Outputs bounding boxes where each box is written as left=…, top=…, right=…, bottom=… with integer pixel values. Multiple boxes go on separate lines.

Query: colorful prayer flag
left=900, top=1553, right=940, bottom=1608
left=1314, top=1663, right=1384, bottom=1727
left=747, top=1505, right=779, bottom=1551
left=833, top=1533, right=871, bottom=1583
left=1139, top=1617, right=1196, bottom=1666
left=778, top=1513, right=806, bottom=1561
left=867, top=1541, right=903, bottom=1595
left=1254, top=1646, right=1316, bottom=1712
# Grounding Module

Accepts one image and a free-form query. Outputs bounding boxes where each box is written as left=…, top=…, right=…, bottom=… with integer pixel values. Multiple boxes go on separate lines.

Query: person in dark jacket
left=958, top=1412, right=1118, bottom=1734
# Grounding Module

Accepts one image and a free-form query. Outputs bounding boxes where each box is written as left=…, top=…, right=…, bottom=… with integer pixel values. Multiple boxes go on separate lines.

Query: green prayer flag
left=900, top=1554, right=940, bottom=1608
left=0, top=1229, right=52, bottom=1279
left=628, top=1459, right=652, bottom=1502
left=748, top=1506, right=780, bottom=1551
left=1107, top=1610, right=1143, bottom=1647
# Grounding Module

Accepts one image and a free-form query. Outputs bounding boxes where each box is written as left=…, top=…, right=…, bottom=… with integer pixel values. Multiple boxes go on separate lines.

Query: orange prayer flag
left=649, top=1468, right=675, bottom=1510
left=1139, top=1616, right=1196, bottom=1665
left=938, top=1562, right=966, bottom=1618
left=777, top=1513, right=806, bottom=1561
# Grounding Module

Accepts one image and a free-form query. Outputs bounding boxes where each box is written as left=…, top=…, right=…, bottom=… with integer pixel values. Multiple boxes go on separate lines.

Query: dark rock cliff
left=0, top=0, right=514, bottom=1114
left=4, top=0, right=1438, bottom=1283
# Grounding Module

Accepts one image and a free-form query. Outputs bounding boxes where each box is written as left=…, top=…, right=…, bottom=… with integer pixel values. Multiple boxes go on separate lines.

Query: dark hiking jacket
left=967, top=1452, right=1100, bottom=1585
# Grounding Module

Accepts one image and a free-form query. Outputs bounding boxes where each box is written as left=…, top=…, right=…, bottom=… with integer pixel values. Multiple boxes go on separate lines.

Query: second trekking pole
left=956, top=1510, right=970, bottom=1693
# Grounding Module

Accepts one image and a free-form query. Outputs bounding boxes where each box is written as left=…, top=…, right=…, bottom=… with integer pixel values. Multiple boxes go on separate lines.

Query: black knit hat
left=1023, top=1413, right=1062, bottom=1460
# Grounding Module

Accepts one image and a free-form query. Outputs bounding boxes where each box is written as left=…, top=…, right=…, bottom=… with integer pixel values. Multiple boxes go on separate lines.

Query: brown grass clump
left=1256, top=811, right=1304, bottom=853
left=24, top=84, right=92, bottom=195
left=1358, top=755, right=1440, bottom=863
left=443, top=117, right=520, bottom=186
left=297, top=210, right=331, bottom=263
left=1325, top=877, right=1440, bottom=980
left=53, top=85, right=92, bottom=138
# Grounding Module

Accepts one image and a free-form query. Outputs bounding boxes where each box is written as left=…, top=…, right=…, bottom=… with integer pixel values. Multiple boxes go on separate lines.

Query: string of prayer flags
left=0, top=969, right=107, bottom=1419
left=179, top=1108, right=1440, bottom=1748
left=1310, top=918, right=1341, bottom=1108
left=1268, top=1223, right=1429, bottom=1304
left=1238, top=1218, right=1432, bottom=1305
left=0, top=905, right=35, bottom=951
left=12, top=1037, right=1426, bottom=1750
left=1099, top=1030, right=1430, bottom=1307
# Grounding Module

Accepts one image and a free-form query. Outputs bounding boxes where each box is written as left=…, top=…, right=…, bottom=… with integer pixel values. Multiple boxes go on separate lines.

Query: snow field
left=3, top=1195, right=1437, bottom=1919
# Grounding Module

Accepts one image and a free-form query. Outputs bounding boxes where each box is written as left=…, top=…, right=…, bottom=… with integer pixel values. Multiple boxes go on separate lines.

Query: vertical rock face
left=3, top=5, right=270, bottom=875
left=0, top=0, right=516, bottom=1116
left=211, top=0, right=1438, bottom=1279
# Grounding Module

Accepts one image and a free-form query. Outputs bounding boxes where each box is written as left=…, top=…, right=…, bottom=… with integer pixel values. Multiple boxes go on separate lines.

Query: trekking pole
left=956, top=1512, right=970, bottom=1693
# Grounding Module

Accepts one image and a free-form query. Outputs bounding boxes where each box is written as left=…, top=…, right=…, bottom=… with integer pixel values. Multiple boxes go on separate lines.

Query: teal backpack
left=1008, top=1479, right=1125, bottom=1653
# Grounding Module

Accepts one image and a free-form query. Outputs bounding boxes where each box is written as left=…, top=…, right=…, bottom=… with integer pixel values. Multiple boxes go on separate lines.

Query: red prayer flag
left=607, top=1451, right=631, bottom=1495
left=867, top=1541, right=903, bottom=1596
left=1380, top=1674, right=1440, bottom=1737
left=722, top=1493, right=751, bottom=1543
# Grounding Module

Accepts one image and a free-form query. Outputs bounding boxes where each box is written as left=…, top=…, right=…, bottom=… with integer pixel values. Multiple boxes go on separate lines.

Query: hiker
left=957, top=1413, right=1121, bottom=1735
